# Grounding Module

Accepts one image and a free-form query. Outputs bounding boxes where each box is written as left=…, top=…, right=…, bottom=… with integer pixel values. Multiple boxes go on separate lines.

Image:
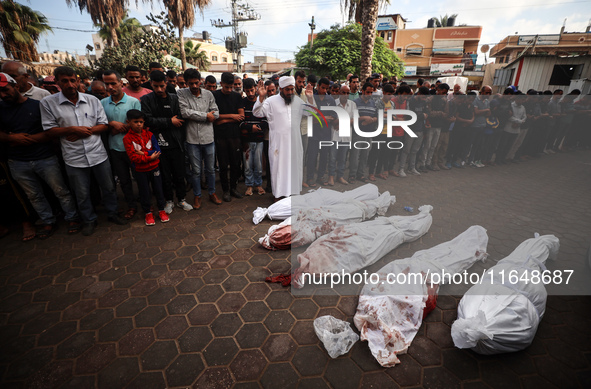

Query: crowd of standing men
left=0, top=60, right=590, bottom=241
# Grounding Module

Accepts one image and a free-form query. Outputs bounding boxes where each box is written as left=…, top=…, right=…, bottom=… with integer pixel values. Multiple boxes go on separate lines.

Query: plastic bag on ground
left=293, top=205, right=433, bottom=288
left=252, top=184, right=380, bottom=224
left=291, top=192, right=396, bottom=248
left=259, top=217, right=292, bottom=250
left=353, top=225, right=488, bottom=367
left=451, top=234, right=559, bottom=355
left=314, top=315, right=359, bottom=358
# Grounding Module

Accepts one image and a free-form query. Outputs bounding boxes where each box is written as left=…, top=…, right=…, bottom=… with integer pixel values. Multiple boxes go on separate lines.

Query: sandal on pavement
left=124, top=208, right=137, bottom=220
left=68, top=221, right=82, bottom=234
left=22, top=223, right=36, bottom=242
left=37, top=224, right=55, bottom=240
left=256, top=186, right=266, bottom=195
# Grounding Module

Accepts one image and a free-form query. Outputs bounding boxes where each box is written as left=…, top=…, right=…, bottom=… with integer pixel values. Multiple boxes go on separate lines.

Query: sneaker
left=159, top=210, right=170, bottom=223
left=398, top=169, right=407, bottom=177
left=145, top=213, right=155, bottom=226
left=409, top=168, right=421, bottom=175
left=475, top=161, right=485, bottom=168
left=177, top=199, right=193, bottom=211
left=164, top=201, right=174, bottom=214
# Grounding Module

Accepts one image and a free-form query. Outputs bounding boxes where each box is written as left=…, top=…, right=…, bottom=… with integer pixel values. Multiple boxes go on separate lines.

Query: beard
left=281, top=91, right=293, bottom=105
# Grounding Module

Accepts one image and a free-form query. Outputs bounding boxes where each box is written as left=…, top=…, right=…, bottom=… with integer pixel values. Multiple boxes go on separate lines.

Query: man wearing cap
left=253, top=76, right=313, bottom=199
left=40, top=66, right=127, bottom=236
left=1, top=61, right=50, bottom=101
left=0, top=72, right=81, bottom=239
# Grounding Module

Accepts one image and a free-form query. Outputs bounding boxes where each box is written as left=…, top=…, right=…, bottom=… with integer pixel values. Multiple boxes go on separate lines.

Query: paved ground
left=1, top=150, right=590, bottom=389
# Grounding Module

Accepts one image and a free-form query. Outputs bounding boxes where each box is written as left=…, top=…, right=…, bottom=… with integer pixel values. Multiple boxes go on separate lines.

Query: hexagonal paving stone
left=289, top=299, right=319, bottom=320
left=290, top=320, right=318, bottom=345
left=194, top=367, right=235, bottom=388
left=37, top=321, right=77, bottom=346
left=116, top=297, right=147, bottom=317
left=245, top=267, right=272, bottom=282
left=155, top=316, right=188, bottom=339
left=264, top=310, right=296, bottom=333
left=265, top=290, right=294, bottom=309
left=203, top=337, right=239, bottom=366
left=261, top=333, right=297, bottom=362
left=217, top=292, right=247, bottom=312
left=385, top=354, right=422, bottom=387
left=203, top=269, right=229, bottom=284
left=324, top=358, right=363, bottom=389
left=222, top=275, right=249, bottom=292
left=113, top=273, right=141, bottom=289
left=292, top=345, right=329, bottom=376
left=196, top=285, right=225, bottom=303
left=481, top=361, right=522, bottom=389
left=210, top=255, right=233, bottom=268
left=211, top=313, right=243, bottom=337
left=129, top=279, right=159, bottom=296
left=407, top=336, right=442, bottom=366
left=97, top=289, right=129, bottom=308
left=249, top=254, right=272, bottom=267
left=227, top=262, right=251, bottom=275
left=178, top=326, right=213, bottom=353
left=75, top=343, right=117, bottom=374
left=165, top=354, right=205, bottom=387
left=119, top=329, right=155, bottom=355
left=98, top=318, right=134, bottom=342
left=55, top=332, right=96, bottom=359
left=350, top=341, right=382, bottom=372
left=97, top=357, right=140, bottom=389
left=127, top=372, right=167, bottom=389
left=140, top=340, right=179, bottom=370
left=176, top=278, right=204, bottom=294
left=442, top=349, right=480, bottom=381
left=239, top=301, right=270, bottom=323
left=79, top=309, right=114, bottom=331
left=147, top=286, right=177, bottom=305
left=24, top=360, right=73, bottom=389
left=230, top=349, right=267, bottom=381
left=242, top=283, right=271, bottom=301
left=134, top=306, right=167, bottom=327
left=235, top=323, right=269, bottom=349
left=187, top=303, right=219, bottom=326
left=260, top=362, right=299, bottom=389
left=166, top=295, right=197, bottom=315
left=312, top=290, right=340, bottom=307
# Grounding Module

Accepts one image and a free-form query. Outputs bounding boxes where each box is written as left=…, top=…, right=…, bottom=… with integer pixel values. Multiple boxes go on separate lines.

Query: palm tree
left=97, top=13, right=142, bottom=46
left=0, top=0, right=52, bottom=62
left=432, top=14, right=458, bottom=28
left=162, top=0, right=212, bottom=70
left=341, top=0, right=388, bottom=82
left=66, top=0, right=128, bottom=46
left=172, top=40, right=210, bottom=70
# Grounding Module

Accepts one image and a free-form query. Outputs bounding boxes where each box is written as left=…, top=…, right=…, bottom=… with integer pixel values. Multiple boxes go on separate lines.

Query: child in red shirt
left=123, top=109, right=169, bottom=225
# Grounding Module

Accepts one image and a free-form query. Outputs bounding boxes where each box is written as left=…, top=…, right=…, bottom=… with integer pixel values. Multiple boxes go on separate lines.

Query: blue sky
left=4, top=0, right=591, bottom=64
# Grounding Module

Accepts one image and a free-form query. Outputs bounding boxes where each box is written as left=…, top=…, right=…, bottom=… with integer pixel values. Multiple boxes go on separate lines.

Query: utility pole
left=309, top=16, right=316, bottom=51
left=212, top=0, right=260, bottom=73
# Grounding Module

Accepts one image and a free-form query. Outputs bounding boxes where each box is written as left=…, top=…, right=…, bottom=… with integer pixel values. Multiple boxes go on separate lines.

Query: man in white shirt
left=1, top=61, right=50, bottom=101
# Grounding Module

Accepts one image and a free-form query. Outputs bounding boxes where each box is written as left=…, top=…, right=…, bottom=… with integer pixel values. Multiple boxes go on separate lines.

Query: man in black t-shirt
left=0, top=72, right=80, bottom=239
left=213, top=72, right=245, bottom=202
left=141, top=71, right=193, bottom=214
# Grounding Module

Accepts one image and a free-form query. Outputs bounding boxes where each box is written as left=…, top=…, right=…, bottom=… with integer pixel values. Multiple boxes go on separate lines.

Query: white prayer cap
left=278, top=76, right=295, bottom=89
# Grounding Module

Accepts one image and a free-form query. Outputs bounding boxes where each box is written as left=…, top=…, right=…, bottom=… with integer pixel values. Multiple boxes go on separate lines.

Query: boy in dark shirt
left=141, top=70, right=192, bottom=214
left=213, top=72, right=245, bottom=202
left=240, top=78, right=268, bottom=196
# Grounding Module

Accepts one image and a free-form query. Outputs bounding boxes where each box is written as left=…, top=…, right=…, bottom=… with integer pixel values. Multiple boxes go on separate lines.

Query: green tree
left=432, top=14, right=458, bottom=27
left=66, top=0, right=128, bottom=46
left=172, top=40, right=210, bottom=70
left=0, top=0, right=52, bottom=62
left=162, top=0, right=212, bottom=70
left=91, top=12, right=178, bottom=74
left=295, top=23, right=402, bottom=81
left=97, top=12, right=142, bottom=46
left=61, top=57, right=93, bottom=79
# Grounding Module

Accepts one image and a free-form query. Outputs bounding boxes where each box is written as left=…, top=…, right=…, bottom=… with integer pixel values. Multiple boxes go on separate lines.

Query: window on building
left=222, top=56, right=227, bottom=62
left=406, top=46, right=423, bottom=56
left=549, top=64, right=582, bottom=85
left=396, top=48, right=402, bottom=52
left=94, top=43, right=101, bottom=50
left=380, top=32, right=385, bottom=39
left=387, top=31, right=393, bottom=41
left=212, top=55, right=218, bottom=62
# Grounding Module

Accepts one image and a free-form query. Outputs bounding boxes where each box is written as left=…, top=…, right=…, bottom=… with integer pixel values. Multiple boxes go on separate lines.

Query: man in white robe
left=253, top=76, right=313, bottom=199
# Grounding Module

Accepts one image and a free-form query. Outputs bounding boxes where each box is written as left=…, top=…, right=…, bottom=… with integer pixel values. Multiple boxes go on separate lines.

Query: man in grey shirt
left=40, top=66, right=127, bottom=236
left=177, top=69, right=221, bottom=209
left=2, top=61, right=50, bottom=101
